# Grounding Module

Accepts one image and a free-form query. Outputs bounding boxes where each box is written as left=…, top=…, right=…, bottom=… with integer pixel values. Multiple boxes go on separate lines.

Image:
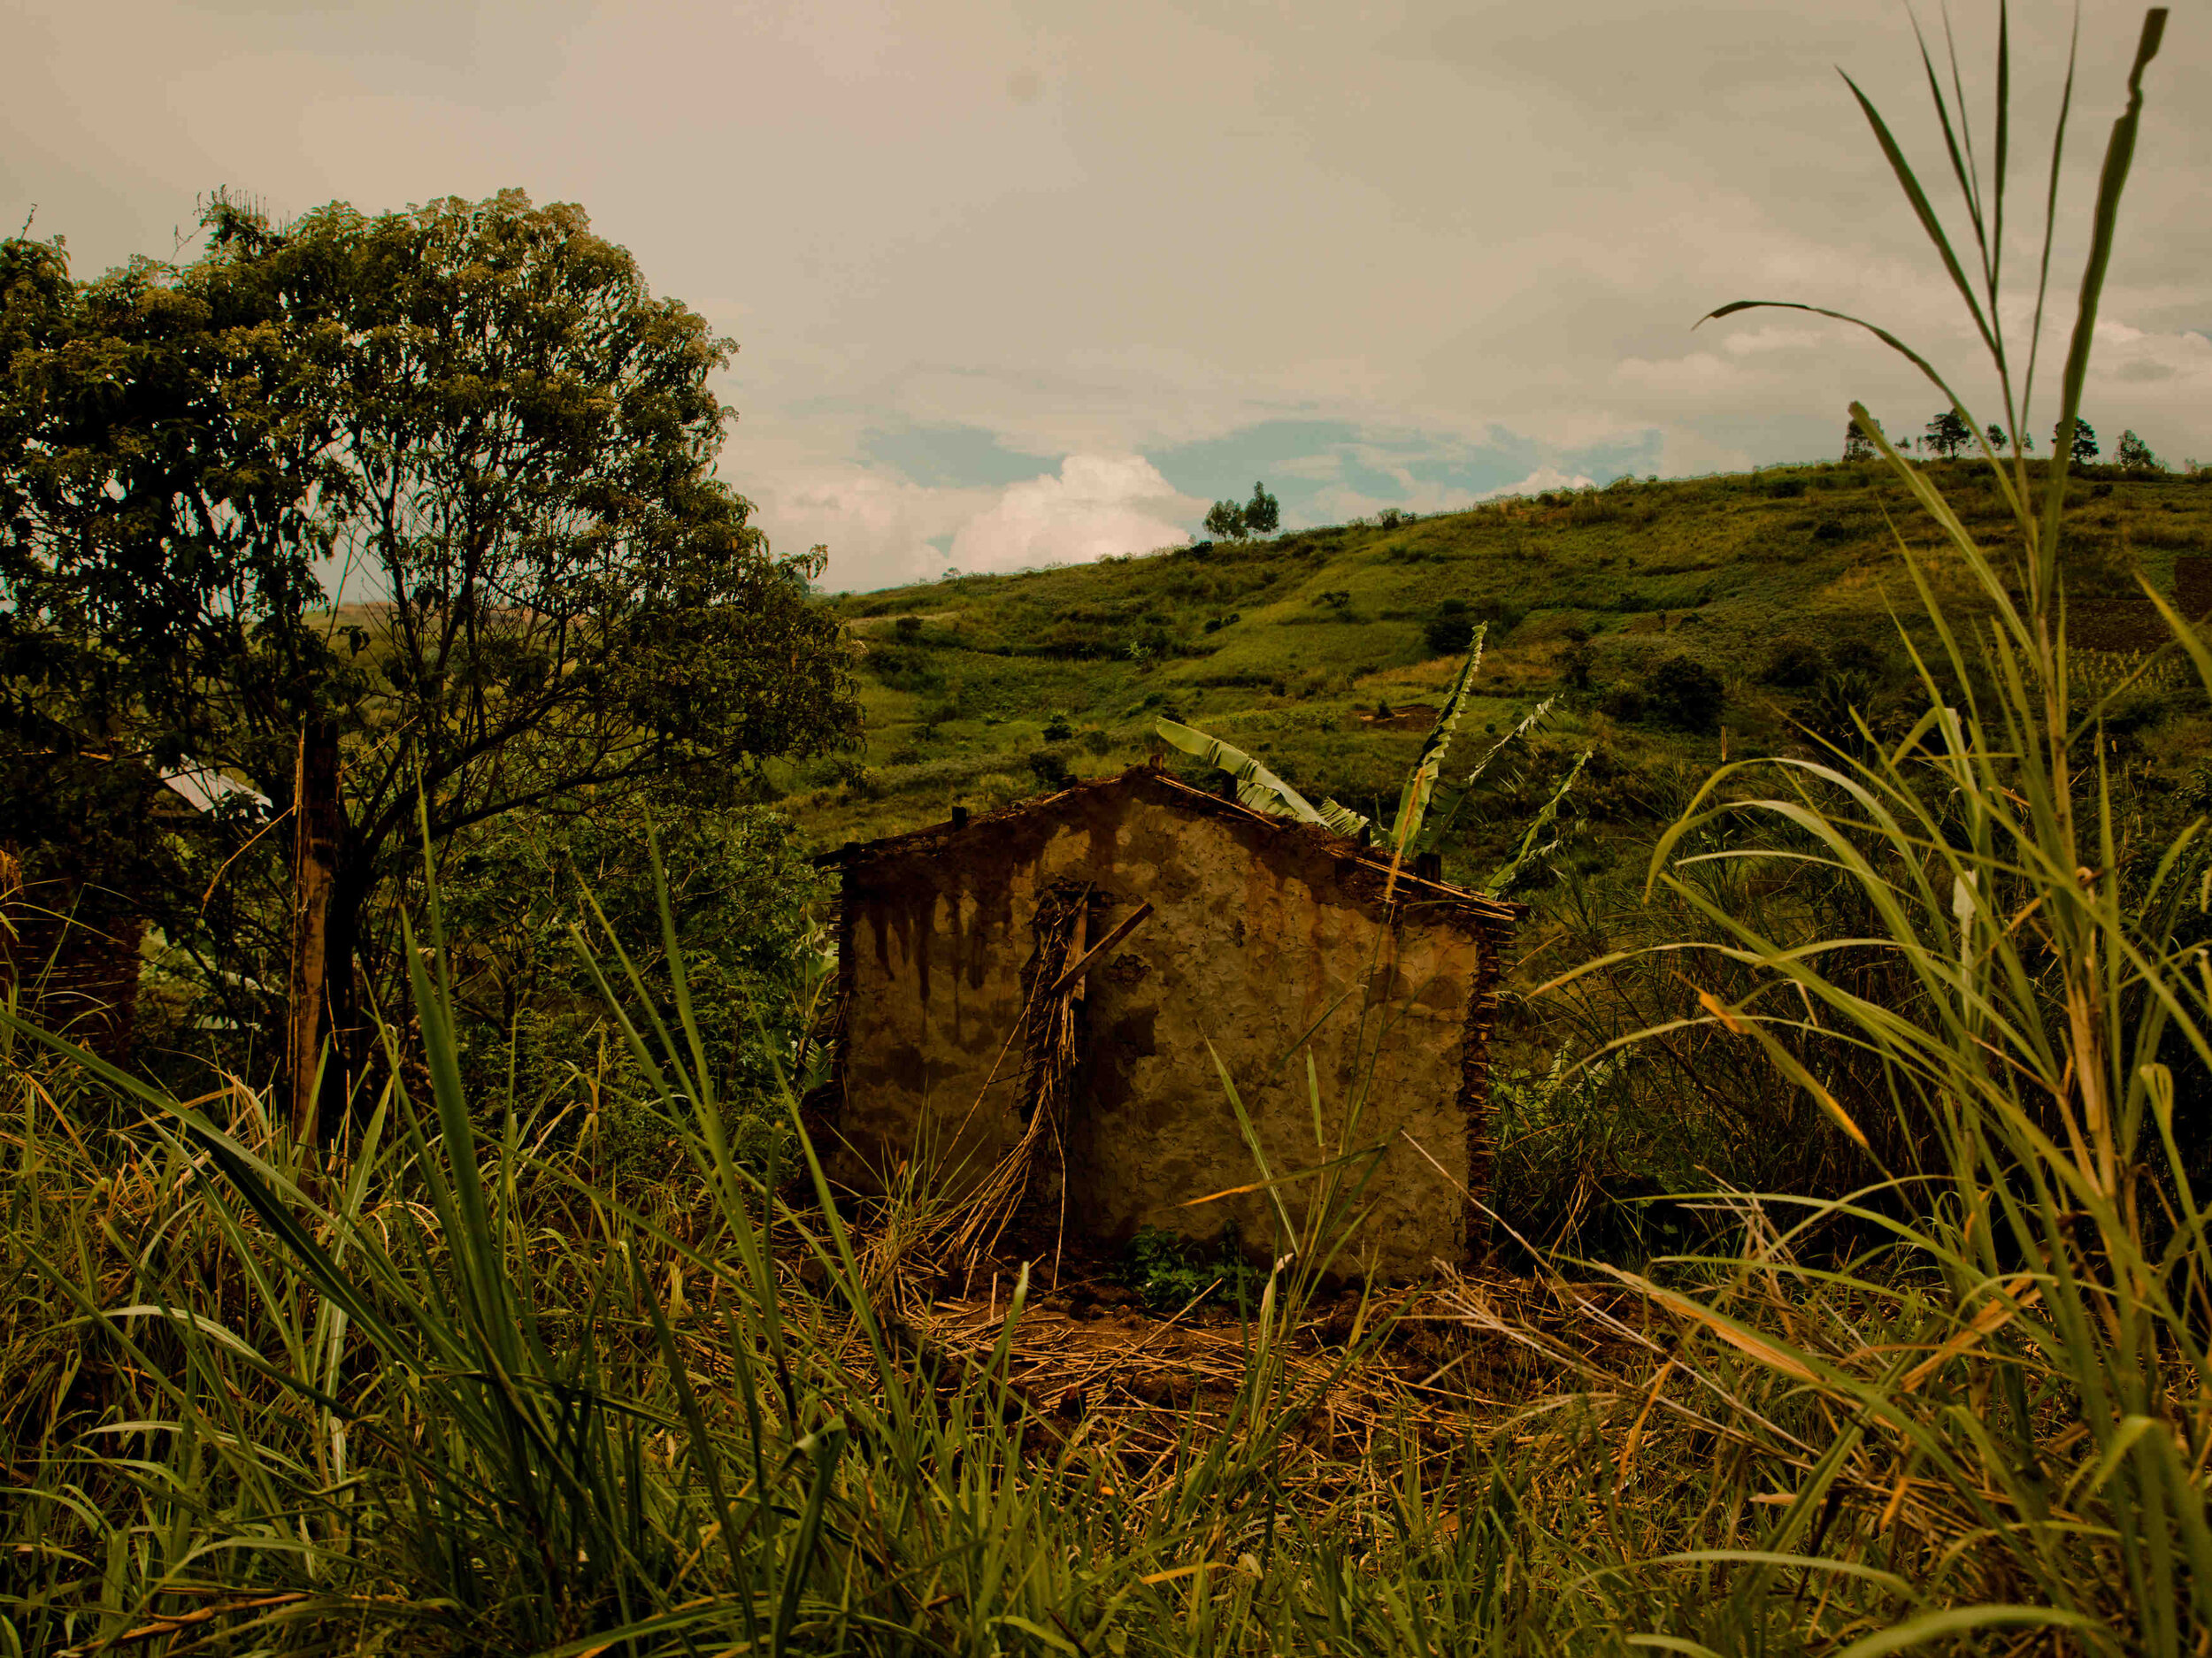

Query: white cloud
left=1722, top=326, right=1824, bottom=357
left=1614, top=352, right=1740, bottom=395
left=733, top=439, right=1204, bottom=592
left=7, top=0, right=2208, bottom=553
left=1477, top=465, right=1598, bottom=500
left=741, top=460, right=990, bottom=590
left=946, top=454, right=1200, bottom=576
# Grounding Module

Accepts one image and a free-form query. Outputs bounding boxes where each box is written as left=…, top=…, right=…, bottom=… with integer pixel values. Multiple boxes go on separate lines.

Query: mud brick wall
left=831, top=768, right=1511, bottom=1279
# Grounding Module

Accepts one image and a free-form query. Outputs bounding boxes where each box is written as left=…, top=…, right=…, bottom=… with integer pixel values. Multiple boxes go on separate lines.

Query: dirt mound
left=1356, top=703, right=1438, bottom=732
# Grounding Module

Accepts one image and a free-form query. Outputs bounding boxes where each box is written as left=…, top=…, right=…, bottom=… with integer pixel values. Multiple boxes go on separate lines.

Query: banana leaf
left=1156, top=718, right=1374, bottom=839
left=1315, top=796, right=1371, bottom=839
left=1155, top=718, right=1325, bottom=824
left=1419, top=694, right=1560, bottom=853
left=1386, top=623, right=1486, bottom=856
left=1482, top=748, right=1590, bottom=894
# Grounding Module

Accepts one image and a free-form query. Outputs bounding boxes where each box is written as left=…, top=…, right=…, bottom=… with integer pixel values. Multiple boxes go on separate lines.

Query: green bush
left=1025, top=749, right=1073, bottom=790
left=1116, top=1223, right=1260, bottom=1313
left=440, top=792, right=828, bottom=1171
left=1642, top=655, right=1724, bottom=732
left=864, top=645, right=944, bottom=693
left=1758, top=639, right=1825, bottom=687
left=1424, top=612, right=1477, bottom=656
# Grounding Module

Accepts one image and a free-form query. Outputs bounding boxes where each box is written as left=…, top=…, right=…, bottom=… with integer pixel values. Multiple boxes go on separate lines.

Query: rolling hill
left=786, top=459, right=2212, bottom=892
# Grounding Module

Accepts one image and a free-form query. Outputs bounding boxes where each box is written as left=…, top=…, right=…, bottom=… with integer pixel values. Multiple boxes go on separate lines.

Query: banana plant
left=1156, top=618, right=1590, bottom=894
left=1419, top=695, right=1583, bottom=852
left=1479, top=748, right=1589, bottom=893
left=1153, top=718, right=1372, bottom=837
left=1383, top=625, right=1488, bottom=857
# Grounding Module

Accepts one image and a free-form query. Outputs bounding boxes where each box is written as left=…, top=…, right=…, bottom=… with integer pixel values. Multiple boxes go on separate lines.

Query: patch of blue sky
left=1559, top=434, right=1667, bottom=484
left=858, top=424, right=1057, bottom=488
left=1150, top=419, right=1369, bottom=501
left=1151, top=419, right=1667, bottom=532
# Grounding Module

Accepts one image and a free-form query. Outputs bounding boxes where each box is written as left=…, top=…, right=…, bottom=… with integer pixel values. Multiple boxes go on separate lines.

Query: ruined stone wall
left=833, top=771, right=1502, bottom=1278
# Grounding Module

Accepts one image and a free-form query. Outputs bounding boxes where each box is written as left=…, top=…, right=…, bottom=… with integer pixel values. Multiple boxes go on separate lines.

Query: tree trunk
left=284, top=723, right=343, bottom=1145
left=315, top=858, right=372, bottom=1148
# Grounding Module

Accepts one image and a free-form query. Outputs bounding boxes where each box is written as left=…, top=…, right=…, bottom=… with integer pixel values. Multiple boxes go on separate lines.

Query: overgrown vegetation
left=2, top=4, right=2206, bottom=1653
left=0, top=191, right=858, bottom=1139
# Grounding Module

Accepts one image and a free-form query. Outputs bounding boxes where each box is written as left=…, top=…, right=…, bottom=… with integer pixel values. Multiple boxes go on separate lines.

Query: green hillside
left=788, top=459, right=2212, bottom=887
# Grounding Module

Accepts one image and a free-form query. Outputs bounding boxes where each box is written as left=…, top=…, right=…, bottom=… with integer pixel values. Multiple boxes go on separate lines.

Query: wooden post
left=285, top=724, right=342, bottom=1146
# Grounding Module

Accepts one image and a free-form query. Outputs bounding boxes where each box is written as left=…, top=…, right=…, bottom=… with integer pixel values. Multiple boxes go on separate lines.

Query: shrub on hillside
left=1644, top=655, right=1725, bottom=733
left=1800, top=668, right=1891, bottom=753
left=1026, top=749, right=1074, bottom=790
left=1598, top=682, right=1646, bottom=724
left=1759, top=640, right=1826, bottom=687
left=865, top=645, right=945, bottom=694
left=1825, top=635, right=1887, bottom=677
left=1424, top=612, right=1477, bottom=656
left=1559, top=638, right=1596, bottom=690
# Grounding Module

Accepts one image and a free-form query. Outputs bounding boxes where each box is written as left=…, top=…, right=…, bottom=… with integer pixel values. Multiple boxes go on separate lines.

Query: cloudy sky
left=7, top=1, right=2206, bottom=590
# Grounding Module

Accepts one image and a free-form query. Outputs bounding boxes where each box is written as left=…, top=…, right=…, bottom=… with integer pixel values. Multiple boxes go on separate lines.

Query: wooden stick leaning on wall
left=944, top=895, right=1156, bottom=1278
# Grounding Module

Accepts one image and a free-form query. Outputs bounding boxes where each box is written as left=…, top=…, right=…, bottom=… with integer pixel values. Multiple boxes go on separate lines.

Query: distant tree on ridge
left=1924, top=409, right=1972, bottom=458
left=1244, top=481, right=1280, bottom=538
left=2116, top=428, right=2161, bottom=472
left=1202, top=480, right=1280, bottom=542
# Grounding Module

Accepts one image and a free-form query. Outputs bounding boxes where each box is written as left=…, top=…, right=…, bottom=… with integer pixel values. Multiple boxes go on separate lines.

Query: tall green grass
left=1538, top=7, right=2205, bottom=1649
left=0, top=887, right=1598, bottom=1655
left=3, top=7, right=2202, bottom=1654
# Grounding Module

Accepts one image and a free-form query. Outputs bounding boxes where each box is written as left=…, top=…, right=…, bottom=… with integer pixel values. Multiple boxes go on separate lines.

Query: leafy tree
left=2056, top=416, right=2101, bottom=464
left=0, top=193, right=857, bottom=1135
left=1201, top=480, right=1279, bottom=542
left=1843, top=419, right=1877, bottom=462
left=1243, top=480, right=1280, bottom=538
left=1924, top=408, right=1973, bottom=458
left=2115, top=428, right=2161, bottom=471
